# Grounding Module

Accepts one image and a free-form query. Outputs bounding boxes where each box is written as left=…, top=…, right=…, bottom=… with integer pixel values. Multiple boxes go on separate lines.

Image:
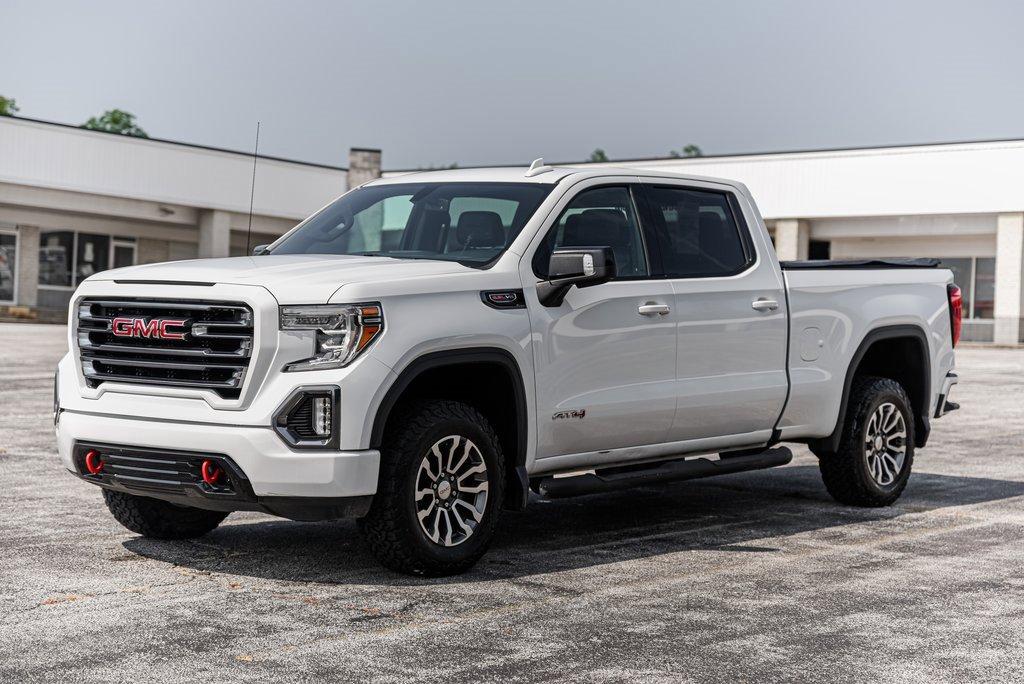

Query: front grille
left=77, top=298, right=254, bottom=399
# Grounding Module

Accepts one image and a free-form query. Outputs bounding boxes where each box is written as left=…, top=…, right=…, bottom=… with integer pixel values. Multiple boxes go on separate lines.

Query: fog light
left=312, top=396, right=332, bottom=437
left=273, top=387, right=339, bottom=449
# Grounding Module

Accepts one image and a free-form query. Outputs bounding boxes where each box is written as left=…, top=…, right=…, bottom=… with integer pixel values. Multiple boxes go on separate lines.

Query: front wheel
left=358, top=400, right=505, bottom=576
left=819, top=376, right=915, bottom=507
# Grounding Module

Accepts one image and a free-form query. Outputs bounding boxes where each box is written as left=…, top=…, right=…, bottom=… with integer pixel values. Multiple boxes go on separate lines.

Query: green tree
left=669, top=144, right=703, bottom=158
left=0, top=95, right=19, bottom=117
left=589, top=148, right=609, bottom=163
left=81, top=109, right=148, bottom=137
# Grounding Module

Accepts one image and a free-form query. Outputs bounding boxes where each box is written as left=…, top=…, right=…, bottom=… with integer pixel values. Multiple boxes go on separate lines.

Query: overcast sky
left=3, top=0, right=1023, bottom=169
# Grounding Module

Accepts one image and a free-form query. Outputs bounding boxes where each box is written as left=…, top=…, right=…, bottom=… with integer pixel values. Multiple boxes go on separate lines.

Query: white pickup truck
left=55, top=163, right=962, bottom=575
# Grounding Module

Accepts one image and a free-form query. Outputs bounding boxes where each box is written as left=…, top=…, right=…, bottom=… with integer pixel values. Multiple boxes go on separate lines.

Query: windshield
left=269, top=182, right=553, bottom=267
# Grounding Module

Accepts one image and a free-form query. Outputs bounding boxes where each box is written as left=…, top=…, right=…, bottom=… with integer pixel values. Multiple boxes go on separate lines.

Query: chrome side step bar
left=538, top=447, right=793, bottom=499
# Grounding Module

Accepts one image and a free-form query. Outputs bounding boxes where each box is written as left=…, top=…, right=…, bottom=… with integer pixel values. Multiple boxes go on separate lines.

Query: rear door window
left=641, top=186, right=753, bottom=278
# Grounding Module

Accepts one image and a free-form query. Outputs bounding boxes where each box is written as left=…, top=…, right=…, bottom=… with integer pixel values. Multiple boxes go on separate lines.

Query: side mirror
left=252, top=244, right=270, bottom=256
left=537, top=247, right=616, bottom=306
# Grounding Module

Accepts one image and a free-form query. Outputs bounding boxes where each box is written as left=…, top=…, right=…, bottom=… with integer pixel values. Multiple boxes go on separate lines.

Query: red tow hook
left=84, top=449, right=104, bottom=475
left=201, top=459, right=225, bottom=486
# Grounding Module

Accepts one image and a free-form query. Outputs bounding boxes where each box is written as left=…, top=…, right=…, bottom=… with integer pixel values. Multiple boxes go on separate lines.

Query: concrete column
left=15, top=225, right=39, bottom=308
left=994, top=212, right=1024, bottom=345
left=347, top=148, right=382, bottom=190
left=197, top=209, right=231, bottom=258
left=773, top=219, right=810, bottom=261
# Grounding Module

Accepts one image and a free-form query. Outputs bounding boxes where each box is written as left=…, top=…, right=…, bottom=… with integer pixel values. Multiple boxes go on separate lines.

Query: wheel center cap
left=874, top=435, right=884, bottom=451
left=437, top=480, right=453, bottom=500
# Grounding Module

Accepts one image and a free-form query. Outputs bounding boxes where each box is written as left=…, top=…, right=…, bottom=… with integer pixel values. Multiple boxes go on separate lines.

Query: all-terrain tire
left=358, top=399, right=506, bottom=576
left=819, top=376, right=915, bottom=507
left=102, top=489, right=228, bottom=539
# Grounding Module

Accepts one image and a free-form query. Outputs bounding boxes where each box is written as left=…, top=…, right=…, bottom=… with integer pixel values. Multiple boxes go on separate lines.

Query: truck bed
left=781, top=258, right=940, bottom=270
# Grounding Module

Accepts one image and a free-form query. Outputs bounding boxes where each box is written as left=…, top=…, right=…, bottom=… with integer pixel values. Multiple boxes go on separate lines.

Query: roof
left=367, top=165, right=579, bottom=186
left=3, top=115, right=346, bottom=170
left=384, top=138, right=1024, bottom=220
left=0, top=116, right=348, bottom=220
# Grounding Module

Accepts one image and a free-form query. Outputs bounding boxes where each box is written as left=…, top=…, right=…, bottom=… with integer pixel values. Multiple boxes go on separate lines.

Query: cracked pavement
left=1, top=322, right=1023, bottom=682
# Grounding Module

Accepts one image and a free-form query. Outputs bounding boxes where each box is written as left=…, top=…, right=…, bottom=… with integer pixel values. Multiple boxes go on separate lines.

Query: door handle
left=751, top=298, right=779, bottom=312
left=638, top=303, right=671, bottom=316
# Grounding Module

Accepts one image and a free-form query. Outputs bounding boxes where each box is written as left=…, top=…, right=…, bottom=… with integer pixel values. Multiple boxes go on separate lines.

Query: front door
left=523, top=183, right=677, bottom=460
left=638, top=181, right=789, bottom=443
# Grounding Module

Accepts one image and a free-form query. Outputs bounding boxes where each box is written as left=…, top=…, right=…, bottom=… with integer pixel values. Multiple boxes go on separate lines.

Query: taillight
left=947, top=284, right=962, bottom=347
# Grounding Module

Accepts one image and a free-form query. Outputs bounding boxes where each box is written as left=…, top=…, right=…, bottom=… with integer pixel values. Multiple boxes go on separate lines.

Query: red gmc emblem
left=110, top=317, right=188, bottom=340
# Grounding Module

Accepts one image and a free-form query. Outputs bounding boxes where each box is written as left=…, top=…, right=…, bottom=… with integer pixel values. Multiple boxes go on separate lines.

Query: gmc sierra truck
left=54, top=162, right=962, bottom=576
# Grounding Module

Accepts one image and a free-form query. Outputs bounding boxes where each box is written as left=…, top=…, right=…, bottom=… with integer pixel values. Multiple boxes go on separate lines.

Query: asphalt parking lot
left=1, top=322, right=1022, bottom=683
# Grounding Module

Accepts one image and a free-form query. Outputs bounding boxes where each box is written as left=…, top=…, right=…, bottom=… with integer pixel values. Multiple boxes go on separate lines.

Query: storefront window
left=76, top=233, right=110, bottom=283
left=974, top=257, right=995, bottom=319
left=941, top=257, right=995, bottom=320
left=39, top=231, right=133, bottom=288
left=38, top=231, right=74, bottom=287
left=0, top=232, right=16, bottom=302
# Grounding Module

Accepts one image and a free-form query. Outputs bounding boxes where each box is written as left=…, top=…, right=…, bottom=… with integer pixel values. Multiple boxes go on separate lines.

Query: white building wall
left=597, top=140, right=1024, bottom=220
left=0, top=117, right=346, bottom=221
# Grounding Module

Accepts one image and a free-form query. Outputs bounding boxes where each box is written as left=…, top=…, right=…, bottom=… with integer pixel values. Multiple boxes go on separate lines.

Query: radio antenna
left=245, top=121, right=261, bottom=254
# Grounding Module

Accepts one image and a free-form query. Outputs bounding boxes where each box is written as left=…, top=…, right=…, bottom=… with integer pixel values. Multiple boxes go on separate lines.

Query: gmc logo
left=110, top=317, right=188, bottom=340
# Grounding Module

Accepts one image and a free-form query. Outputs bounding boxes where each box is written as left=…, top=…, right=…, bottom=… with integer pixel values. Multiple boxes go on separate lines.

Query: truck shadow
left=122, top=465, right=1024, bottom=586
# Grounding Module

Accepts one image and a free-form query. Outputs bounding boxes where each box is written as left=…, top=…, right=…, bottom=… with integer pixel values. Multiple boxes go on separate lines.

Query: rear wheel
left=102, top=489, right=228, bottom=539
left=358, top=399, right=505, bottom=576
left=819, top=376, right=915, bottom=507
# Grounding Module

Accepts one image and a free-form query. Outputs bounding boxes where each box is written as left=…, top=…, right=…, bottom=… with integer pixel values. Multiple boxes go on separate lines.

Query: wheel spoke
left=415, top=487, right=434, bottom=502
left=417, top=499, right=436, bottom=522
left=865, top=413, right=878, bottom=440
left=460, top=480, right=489, bottom=495
left=451, top=440, right=474, bottom=476
left=440, top=510, right=454, bottom=546
left=878, top=454, right=893, bottom=483
left=426, top=443, right=444, bottom=480
left=883, top=406, right=900, bottom=432
left=449, top=506, right=474, bottom=536
left=457, top=462, right=487, bottom=483
left=445, top=435, right=461, bottom=472
left=453, top=498, right=483, bottom=523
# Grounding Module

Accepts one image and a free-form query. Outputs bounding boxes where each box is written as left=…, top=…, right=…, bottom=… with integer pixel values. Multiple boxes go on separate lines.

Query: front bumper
left=58, top=410, right=380, bottom=517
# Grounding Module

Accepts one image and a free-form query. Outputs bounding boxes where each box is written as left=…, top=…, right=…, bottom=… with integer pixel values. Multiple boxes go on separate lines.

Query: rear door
left=637, top=180, right=788, bottom=444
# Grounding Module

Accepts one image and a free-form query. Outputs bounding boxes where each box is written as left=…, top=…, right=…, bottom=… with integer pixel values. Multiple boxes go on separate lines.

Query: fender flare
left=369, top=347, right=529, bottom=478
left=811, top=324, right=931, bottom=454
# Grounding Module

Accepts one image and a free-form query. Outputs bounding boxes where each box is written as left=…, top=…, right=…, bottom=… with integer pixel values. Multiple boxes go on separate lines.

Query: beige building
left=1, top=114, right=1022, bottom=344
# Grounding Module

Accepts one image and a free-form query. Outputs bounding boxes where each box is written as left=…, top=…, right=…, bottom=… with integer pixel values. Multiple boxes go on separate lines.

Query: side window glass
left=645, top=186, right=751, bottom=277
left=534, top=186, right=648, bottom=279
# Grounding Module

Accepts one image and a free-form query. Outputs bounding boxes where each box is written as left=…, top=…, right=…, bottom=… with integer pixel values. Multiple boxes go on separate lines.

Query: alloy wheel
left=415, top=435, right=489, bottom=546
left=864, top=402, right=907, bottom=486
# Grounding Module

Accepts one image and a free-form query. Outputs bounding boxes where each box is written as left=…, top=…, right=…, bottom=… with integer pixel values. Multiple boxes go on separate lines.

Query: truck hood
left=91, top=254, right=473, bottom=303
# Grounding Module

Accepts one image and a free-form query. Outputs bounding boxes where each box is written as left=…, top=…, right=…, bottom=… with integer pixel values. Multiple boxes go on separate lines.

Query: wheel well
left=810, top=326, right=931, bottom=454
left=371, top=350, right=527, bottom=507
left=854, top=336, right=929, bottom=441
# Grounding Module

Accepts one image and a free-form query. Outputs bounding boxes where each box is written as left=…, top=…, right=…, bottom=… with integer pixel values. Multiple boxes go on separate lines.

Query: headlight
left=280, top=304, right=383, bottom=371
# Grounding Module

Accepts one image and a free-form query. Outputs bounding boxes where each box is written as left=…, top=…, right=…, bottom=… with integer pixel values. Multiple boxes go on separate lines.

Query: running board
left=538, top=447, right=793, bottom=499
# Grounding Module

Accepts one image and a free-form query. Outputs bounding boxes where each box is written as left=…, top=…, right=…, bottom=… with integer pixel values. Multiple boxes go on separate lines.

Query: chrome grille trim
left=77, top=297, right=255, bottom=399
